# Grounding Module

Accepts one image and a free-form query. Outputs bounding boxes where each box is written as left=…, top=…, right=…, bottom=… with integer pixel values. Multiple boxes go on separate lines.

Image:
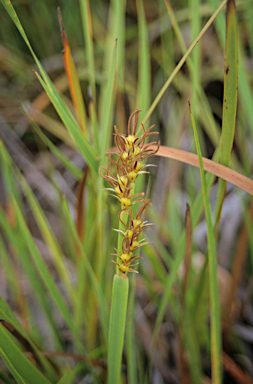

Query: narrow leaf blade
left=0, top=325, right=52, bottom=384
left=189, top=102, right=222, bottom=384
left=58, top=9, right=88, bottom=135
left=215, top=0, right=238, bottom=222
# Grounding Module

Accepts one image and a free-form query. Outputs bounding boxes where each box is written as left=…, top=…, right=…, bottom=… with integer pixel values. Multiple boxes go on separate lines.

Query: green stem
left=117, top=208, right=128, bottom=253
left=126, top=274, right=138, bottom=384
left=108, top=274, right=129, bottom=384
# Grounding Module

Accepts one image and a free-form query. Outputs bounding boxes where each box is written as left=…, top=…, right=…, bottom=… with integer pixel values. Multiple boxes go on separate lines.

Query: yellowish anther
left=128, top=171, right=137, bottom=182
left=121, top=253, right=131, bottom=263
left=119, top=264, right=130, bottom=273
left=121, top=151, right=128, bottom=161
left=118, top=175, right=128, bottom=187
left=124, top=229, right=133, bottom=238
left=120, top=197, right=132, bottom=208
left=132, top=146, right=142, bottom=157
left=114, top=185, right=124, bottom=196
left=133, top=219, right=142, bottom=228
left=125, top=135, right=135, bottom=148
left=134, top=161, right=143, bottom=172
left=130, top=240, right=139, bottom=251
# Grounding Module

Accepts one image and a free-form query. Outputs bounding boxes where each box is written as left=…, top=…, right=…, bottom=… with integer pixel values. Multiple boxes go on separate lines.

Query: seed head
left=99, top=110, right=159, bottom=275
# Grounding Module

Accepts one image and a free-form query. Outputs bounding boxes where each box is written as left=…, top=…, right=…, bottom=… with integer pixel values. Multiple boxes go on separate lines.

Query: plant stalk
left=108, top=274, right=129, bottom=384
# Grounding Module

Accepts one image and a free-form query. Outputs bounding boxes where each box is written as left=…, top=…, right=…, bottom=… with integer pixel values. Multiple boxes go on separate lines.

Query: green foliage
left=0, top=0, right=251, bottom=383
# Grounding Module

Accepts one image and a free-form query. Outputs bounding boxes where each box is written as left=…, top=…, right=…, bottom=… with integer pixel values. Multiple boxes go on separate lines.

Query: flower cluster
left=99, top=109, right=159, bottom=275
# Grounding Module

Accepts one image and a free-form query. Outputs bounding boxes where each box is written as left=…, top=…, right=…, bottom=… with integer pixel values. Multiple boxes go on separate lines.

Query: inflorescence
left=99, top=109, right=160, bottom=275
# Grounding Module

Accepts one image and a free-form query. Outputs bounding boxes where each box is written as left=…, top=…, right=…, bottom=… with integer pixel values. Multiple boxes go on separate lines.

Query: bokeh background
left=0, top=0, right=253, bottom=383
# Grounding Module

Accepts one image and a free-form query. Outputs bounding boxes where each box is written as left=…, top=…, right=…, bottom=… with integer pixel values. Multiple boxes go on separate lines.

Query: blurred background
left=0, top=0, right=253, bottom=383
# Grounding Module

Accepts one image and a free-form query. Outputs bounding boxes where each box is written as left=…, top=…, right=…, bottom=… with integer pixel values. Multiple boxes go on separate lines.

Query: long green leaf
left=136, top=0, right=151, bottom=123
left=35, top=71, right=98, bottom=173
left=0, top=325, right=52, bottom=384
left=0, top=297, right=58, bottom=382
left=189, top=102, right=222, bottom=384
left=208, top=0, right=253, bottom=147
left=0, top=349, right=26, bottom=384
left=79, top=0, right=96, bottom=105
left=96, top=39, right=117, bottom=296
left=215, top=0, right=238, bottom=223
left=30, top=123, right=83, bottom=180
left=126, top=274, right=138, bottom=384
left=108, top=274, right=129, bottom=384
left=101, top=39, right=117, bottom=164
left=98, top=0, right=125, bottom=152
left=102, top=0, right=126, bottom=88
left=163, top=0, right=220, bottom=145
left=134, top=0, right=152, bottom=198
left=220, top=0, right=238, bottom=166
left=58, top=9, right=88, bottom=135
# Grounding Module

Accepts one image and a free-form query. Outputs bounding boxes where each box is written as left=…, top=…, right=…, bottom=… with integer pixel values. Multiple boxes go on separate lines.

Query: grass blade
left=100, top=39, right=117, bottom=164
left=34, top=71, right=98, bottom=174
left=136, top=0, right=151, bottom=124
left=108, top=274, right=129, bottom=384
left=0, top=298, right=59, bottom=382
left=98, top=0, right=125, bottom=136
left=220, top=0, right=238, bottom=166
left=189, top=101, right=222, bottom=384
left=142, top=0, right=227, bottom=125
left=30, top=123, right=83, bottom=180
left=208, top=0, right=253, bottom=144
left=164, top=0, right=220, bottom=147
left=0, top=349, right=26, bottom=384
left=126, top=275, right=138, bottom=384
left=0, top=324, right=52, bottom=384
left=56, top=363, right=84, bottom=384
left=215, top=0, right=238, bottom=223
left=58, top=9, right=88, bottom=136
left=79, top=0, right=96, bottom=105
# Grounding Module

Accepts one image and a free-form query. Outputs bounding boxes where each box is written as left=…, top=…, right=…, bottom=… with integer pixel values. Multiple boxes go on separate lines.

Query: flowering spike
left=99, top=110, right=159, bottom=275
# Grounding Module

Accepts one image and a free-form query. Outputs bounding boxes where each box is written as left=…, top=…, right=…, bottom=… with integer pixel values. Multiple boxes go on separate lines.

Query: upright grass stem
left=108, top=274, right=129, bottom=384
